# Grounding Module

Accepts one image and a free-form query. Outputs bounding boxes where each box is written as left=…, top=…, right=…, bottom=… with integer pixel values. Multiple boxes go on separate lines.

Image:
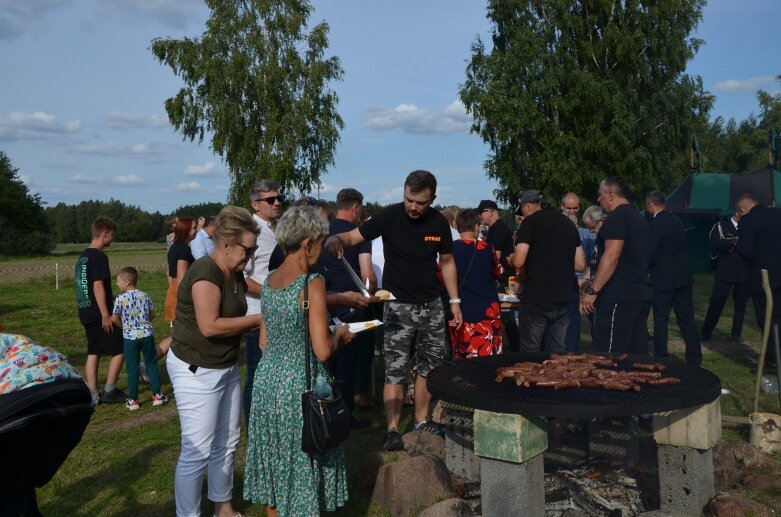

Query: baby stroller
left=0, top=376, right=93, bottom=516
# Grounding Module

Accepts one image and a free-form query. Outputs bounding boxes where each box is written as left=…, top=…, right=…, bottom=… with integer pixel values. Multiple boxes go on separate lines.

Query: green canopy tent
left=665, top=167, right=781, bottom=272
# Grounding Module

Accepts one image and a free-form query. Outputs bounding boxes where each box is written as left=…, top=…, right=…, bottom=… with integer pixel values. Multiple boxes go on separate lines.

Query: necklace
left=227, top=275, right=238, bottom=294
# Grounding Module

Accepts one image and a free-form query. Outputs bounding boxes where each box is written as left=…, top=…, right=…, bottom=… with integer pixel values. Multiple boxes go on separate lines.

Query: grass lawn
left=1, top=246, right=780, bottom=515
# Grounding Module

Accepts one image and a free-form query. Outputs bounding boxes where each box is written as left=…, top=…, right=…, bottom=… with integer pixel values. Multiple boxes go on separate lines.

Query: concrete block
left=473, top=409, right=548, bottom=463
left=445, top=432, right=480, bottom=481
left=657, top=445, right=715, bottom=515
left=653, top=399, right=721, bottom=450
left=588, top=416, right=640, bottom=468
left=480, top=453, right=545, bottom=517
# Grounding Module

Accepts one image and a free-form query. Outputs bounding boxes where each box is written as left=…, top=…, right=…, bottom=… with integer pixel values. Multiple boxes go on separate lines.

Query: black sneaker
left=383, top=430, right=404, bottom=451
left=100, top=387, right=128, bottom=404
left=415, top=421, right=446, bottom=437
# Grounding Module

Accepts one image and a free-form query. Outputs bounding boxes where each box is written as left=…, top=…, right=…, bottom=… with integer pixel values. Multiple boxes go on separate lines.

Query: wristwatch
left=585, top=286, right=599, bottom=296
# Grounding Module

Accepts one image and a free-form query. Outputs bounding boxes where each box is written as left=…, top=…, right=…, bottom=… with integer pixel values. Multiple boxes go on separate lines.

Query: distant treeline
left=44, top=199, right=391, bottom=244
left=46, top=200, right=227, bottom=244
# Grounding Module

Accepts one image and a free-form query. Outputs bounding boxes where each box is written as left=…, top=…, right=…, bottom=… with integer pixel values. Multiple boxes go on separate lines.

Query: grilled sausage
left=647, top=377, right=681, bottom=386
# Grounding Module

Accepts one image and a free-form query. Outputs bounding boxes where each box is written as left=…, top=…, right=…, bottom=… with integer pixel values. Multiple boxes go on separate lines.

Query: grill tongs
left=340, top=255, right=371, bottom=298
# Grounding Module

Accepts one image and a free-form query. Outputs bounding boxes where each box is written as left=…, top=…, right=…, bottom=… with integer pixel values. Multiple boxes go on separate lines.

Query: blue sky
left=1, top=0, right=778, bottom=214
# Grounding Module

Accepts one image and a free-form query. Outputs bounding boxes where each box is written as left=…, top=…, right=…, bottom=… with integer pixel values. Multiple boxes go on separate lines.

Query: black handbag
left=300, top=274, right=351, bottom=454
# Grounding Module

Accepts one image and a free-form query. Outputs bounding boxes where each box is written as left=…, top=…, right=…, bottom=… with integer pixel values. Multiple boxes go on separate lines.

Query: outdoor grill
left=428, top=353, right=721, bottom=418
left=428, top=353, right=724, bottom=515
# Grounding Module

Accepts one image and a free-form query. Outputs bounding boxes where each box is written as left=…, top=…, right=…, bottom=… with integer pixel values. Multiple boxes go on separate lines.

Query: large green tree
left=460, top=0, right=713, bottom=205
left=0, top=150, right=54, bottom=255
left=151, top=0, right=343, bottom=205
left=699, top=76, right=781, bottom=173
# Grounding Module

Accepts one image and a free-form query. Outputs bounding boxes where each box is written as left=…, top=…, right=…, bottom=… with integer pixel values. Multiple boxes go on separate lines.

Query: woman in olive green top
left=167, top=205, right=260, bottom=517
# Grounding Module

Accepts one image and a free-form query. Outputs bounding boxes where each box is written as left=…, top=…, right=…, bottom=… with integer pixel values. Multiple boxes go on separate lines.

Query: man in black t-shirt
left=324, top=170, right=462, bottom=452
left=320, top=188, right=376, bottom=429
left=74, top=217, right=126, bottom=406
left=478, top=199, right=520, bottom=352
left=511, top=190, right=585, bottom=353
left=581, top=177, right=652, bottom=354
left=478, top=199, right=515, bottom=276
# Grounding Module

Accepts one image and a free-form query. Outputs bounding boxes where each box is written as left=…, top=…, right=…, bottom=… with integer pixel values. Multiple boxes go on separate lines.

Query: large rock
left=372, top=455, right=454, bottom=517
left=712, top=443, right=774, bottom=469
left=707, top=493, right=774, bottom=517
left=359, top=450, right=411, bottom=493
left=418, top=498, right=474, bottom=517
left=743, top=473, right=781, bottom=490
left=712, top=443, right=774, bottom=490
left=402, top=430, right=445, bottom=459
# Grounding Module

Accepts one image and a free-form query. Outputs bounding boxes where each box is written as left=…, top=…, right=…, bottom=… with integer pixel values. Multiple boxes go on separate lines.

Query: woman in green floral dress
left=244, top=206, right=354, bottom=517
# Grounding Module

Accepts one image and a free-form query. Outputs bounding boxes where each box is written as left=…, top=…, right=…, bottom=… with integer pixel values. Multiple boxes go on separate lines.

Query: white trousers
left=167, top=348, right=241, bottom=517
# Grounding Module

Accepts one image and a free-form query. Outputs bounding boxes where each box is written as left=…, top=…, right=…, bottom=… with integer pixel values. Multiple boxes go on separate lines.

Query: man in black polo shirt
left=324, top=170, right=462, bottom=451
left=478, top=199, right=519, bottom=351
left=320, top=188, right=376, bottom=429
left=581, top=177, right=652, bottom=354
left=510, top=190, right=584, bottom=353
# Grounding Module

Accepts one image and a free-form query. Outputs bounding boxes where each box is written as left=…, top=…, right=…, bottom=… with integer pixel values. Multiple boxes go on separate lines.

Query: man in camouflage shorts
left=384, top=300, right=446, bottom=384
left=325, top=170, right=462, bottom=451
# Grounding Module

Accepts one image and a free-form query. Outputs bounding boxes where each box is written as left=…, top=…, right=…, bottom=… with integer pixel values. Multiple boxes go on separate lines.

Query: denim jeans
left=517, top=302, right=570, bottom=353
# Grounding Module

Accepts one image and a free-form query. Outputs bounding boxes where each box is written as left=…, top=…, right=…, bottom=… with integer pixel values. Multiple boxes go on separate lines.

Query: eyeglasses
left=253, top=194, right=284, bottom=204
left=236, top=242, right=259, bottom=258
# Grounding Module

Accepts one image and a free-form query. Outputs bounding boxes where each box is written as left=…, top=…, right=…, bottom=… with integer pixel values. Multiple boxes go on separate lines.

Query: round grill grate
left=427, top=353, right=721, bottom=418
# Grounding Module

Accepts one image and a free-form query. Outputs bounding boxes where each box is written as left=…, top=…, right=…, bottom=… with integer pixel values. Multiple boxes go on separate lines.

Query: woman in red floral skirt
left=447, top=209, right=503, bottom=359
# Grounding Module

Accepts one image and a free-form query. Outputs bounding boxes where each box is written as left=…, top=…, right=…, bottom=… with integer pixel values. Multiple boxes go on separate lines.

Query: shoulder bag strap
left=458, top=241, right=479, bottom=292
left=303, top=273, right=312, bottom=391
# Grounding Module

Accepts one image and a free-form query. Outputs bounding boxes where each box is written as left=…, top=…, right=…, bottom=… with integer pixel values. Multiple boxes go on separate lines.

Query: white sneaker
left=125, top=398, right=140, bottom=411
left=151, top=393, right=168, bottom=406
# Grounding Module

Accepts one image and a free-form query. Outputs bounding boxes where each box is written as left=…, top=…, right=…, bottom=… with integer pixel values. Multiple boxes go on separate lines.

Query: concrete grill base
left=434, top=398, right=721, bottom=516
left=480, top=454, right=545, bottom=517
left=657, top=445, right=715, bottom=515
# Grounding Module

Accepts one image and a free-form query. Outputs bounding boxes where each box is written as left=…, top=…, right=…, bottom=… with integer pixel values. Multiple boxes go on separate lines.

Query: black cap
left=518, top=189, right=544, bottom=205
left=476, top=199, right=499, bottom=212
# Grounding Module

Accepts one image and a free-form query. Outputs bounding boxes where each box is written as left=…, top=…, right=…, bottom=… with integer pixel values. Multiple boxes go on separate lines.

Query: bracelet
left=449, top=298, right=461, bottom=304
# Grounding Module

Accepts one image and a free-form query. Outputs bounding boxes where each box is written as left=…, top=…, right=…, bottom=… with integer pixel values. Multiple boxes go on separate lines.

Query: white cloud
left=19, top=173, right=32, bottom=185
left=106, top=111, right=170, bottom=129
left=376, top=186, right=405, bottom=203
left=70, top=174, right=101, bottom=184
left=103, top=0, right=204, bottom=30
left=0, top=111, right=82, bottom=140
left=714, top=75, right=777, bottom=93
left=364, top=100, right=471, bottom=135
left=184, top=161, right=220, bottom=176
left=113, top=174, right=143, bottom=186
left=176, top=181, right=202, bottom=191
left=77, top=141, right=161, bottom=156
left=0, top=0, right=69, bottom=40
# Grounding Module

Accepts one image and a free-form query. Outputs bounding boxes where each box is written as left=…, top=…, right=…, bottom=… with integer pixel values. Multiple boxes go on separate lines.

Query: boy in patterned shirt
left=111, top=266, right=167, bottom=410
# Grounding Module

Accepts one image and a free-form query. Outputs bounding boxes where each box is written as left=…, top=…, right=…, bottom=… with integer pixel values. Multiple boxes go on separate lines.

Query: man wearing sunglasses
left=242, top=179, right=284, bottom=425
